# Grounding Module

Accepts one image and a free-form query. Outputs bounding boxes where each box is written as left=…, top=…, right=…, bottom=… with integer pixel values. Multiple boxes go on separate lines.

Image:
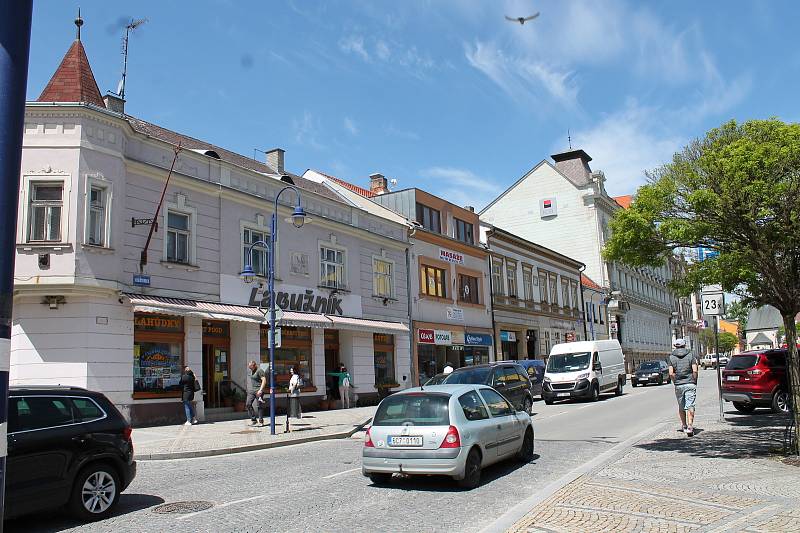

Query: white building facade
left=481, top=149, right=674, bottom=368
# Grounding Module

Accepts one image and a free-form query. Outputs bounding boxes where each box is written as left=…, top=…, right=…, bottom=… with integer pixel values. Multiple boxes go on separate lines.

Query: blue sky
left=28, top=1, right=799, bottom=208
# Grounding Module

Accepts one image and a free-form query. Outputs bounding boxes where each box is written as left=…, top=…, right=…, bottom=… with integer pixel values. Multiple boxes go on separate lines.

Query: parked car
left=717, top=354, right=730, bottom=367
left=631, top=360, right=670, bottom=386
left=362, top=385, right=534, bottom=489
left=6, top=386, right=137, bottom=521
left=700, top=353, right=718, bottom=369
left=442, top=363, right=535, bottom=414
left=722, top=349, right=791, bottom=414
left=424, top=373, right=448, bottom=386
left=506, top=359, right=545, bottom=398
left=542, top=340, right=626, bottom=404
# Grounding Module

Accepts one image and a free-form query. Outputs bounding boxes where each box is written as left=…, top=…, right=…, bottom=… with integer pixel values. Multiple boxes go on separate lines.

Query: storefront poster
left=451, top=330, right=465, bottom=345
left=465, top=333, right=493, bottom=346
left=500, top=331, right=517, bottom=342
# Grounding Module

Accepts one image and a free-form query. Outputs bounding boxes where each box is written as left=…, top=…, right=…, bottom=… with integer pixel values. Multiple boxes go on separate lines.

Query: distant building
left=744, top=306, right=783, bottom=349
left=582, top=274, right=609, bottom=341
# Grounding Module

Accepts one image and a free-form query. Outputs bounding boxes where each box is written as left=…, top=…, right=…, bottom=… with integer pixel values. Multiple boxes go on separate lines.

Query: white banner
left=446, top=307, right=464, bottom=322
left=434, top=330, right=452, bottom=345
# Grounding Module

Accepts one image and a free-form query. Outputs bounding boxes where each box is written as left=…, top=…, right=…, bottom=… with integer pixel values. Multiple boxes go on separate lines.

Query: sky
left=27, top=1, right=800, bottom=209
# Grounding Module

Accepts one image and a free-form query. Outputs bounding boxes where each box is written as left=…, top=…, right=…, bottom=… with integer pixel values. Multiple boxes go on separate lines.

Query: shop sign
left=439, top=248, right=464, bottom=265
left=248, top=287, right=344, bottom=315
left=202, top=320, right=230, bottom=338
left=418, top=328, right=435, bottom=344
left=134, top=313, right=183, bottom=333
left=446, top=306, right=464, bottom=322
left=451, top=330, right=465, bottom=345
left=133, top=274, right=150, bottom=287
left=465, top=333, right=493, bottom=346
left=434, top=330, right=452, bottom=345
left=500, top=331, right=517, bottom=342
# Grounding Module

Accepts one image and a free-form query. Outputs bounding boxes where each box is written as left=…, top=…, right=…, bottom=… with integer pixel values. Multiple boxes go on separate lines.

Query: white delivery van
left=543, top=340, right=626, bottom=404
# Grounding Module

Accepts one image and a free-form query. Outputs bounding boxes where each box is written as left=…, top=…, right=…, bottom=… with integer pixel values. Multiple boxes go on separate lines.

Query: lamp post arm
left=273, top=184, right=303, bottom=215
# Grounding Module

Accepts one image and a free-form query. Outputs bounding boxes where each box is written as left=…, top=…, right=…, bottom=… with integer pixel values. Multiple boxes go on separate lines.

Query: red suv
left=721, top=349, right=790, bottom=414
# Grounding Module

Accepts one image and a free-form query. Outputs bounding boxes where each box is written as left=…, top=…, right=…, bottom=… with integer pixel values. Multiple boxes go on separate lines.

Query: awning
left=328, top=315, right=410, bottom=335
left=126, top=294, right=409, bottom=334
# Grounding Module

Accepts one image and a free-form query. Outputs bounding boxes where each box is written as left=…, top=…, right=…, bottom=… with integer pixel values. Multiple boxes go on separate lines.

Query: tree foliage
left=698, top=329, right=738, bottom=354
left=724, top=299, right=751, bottom=335
left=603, top=119, right=800, bottom=453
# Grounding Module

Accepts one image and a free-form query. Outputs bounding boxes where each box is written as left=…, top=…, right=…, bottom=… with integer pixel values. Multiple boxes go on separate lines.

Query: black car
left=442, top=363, right=535, bottom=413
left=501, top=359, right=545, bottom=398
left=6, top=386, right=137, bottom=521
left=631, top=360, right=670, bottom=387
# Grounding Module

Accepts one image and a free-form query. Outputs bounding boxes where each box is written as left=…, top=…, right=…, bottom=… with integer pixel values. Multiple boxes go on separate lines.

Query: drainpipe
left=406, top=224, right=416, bottom=385
left=578, top=264, right=588, bottom=341
left=485, top=233, right=498, bottom=362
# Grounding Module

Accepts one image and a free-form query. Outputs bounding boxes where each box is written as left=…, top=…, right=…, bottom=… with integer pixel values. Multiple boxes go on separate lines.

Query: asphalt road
left=8, top=375, right=716, bottom=533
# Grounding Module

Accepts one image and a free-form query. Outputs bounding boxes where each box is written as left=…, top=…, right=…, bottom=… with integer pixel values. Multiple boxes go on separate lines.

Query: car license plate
left=727, top=375, right=740, bottom=381
left=557, top=392, right=570, bottom=397
left=388, top=435, right=423, bottom=447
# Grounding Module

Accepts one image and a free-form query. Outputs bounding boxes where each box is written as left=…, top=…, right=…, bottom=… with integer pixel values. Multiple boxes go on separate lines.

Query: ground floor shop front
left=413, top=321, right=494, bottom=385
left=493, top=314, right=583, bottom=363
left=10, top=291, right=410, bottom=425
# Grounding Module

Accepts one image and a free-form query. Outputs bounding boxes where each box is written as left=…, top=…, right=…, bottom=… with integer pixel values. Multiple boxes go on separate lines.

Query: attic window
left=280, top=175, right=295, bottom=185
left=204, top=150, right=221, bottom=159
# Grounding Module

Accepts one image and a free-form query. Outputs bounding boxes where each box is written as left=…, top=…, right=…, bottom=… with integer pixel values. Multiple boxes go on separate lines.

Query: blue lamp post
left=241, top=184, right=308, bottom=435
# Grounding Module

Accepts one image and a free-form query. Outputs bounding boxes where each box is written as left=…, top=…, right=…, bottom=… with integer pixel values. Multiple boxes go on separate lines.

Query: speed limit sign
left=701, top=293, right=725, bottom=316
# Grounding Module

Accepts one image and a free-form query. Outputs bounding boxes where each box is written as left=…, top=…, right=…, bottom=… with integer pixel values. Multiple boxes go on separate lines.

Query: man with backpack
left=668, top=339, right=699, bottom=437
left=328, top=365, right=353, bottom=409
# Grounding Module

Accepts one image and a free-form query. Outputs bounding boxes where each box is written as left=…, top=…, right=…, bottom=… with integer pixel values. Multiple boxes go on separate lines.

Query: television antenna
left=116, top=17, right=148, bottom=100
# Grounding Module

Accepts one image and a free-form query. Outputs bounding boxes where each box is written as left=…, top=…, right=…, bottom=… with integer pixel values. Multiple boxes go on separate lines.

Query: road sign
left=701, top=293, right=725, bottom=316
left=268, top=327, right=282, bottom=348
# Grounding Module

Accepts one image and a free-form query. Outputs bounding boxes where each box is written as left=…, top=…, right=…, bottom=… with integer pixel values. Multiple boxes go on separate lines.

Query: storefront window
left=133, top=313, right=184, bottom=397
left=373, top=333, right=396, bottom=385
left=463, top=346, right=489, bottom=366
left=261, top=326, right=312, bottom=387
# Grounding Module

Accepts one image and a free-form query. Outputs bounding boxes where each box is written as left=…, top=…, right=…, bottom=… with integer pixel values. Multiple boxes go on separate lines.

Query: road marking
left=322, top=467, right=361, bottom=479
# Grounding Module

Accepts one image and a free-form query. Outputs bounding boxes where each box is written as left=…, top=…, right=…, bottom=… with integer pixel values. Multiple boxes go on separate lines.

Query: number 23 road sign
left=702, top=293, right=725, bottom=316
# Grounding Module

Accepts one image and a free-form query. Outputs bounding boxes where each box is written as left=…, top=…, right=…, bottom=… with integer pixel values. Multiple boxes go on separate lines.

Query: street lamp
left=240, top=184, right=309, bottom=435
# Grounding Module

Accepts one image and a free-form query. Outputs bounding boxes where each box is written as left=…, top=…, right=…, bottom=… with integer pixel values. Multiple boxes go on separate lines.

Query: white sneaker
left=184, top=421, right=192, bottom=426
left=191, top=419, right=199, bottom=425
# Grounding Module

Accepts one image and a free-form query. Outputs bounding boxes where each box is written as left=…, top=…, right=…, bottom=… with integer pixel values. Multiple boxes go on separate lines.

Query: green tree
left=724, top=299, right=750, bottom=335
left=603, top=119, right=800, bottom=453
left=717, top=332, right=739, bottom=354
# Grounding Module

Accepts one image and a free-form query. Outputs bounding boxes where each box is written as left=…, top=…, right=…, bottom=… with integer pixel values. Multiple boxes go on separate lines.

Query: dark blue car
left=501, top=359, right=545, bottom=398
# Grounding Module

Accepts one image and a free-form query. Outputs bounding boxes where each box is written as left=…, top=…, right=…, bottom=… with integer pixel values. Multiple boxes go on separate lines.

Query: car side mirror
left=593, top=362, right=602, bottom=371
left=495, top=382, right=506, bottom=388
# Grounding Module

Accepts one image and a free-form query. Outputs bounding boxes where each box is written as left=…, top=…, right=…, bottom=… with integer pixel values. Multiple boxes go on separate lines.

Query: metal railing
left=207, top=378, right=247, bottom=409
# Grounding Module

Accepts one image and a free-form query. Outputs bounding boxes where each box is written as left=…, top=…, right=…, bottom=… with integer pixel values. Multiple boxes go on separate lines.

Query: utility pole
left=0, top=1, right=33, bottom=527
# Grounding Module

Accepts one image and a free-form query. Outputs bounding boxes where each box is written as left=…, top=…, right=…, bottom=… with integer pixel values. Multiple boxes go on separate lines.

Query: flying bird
left=505, top=12, right=540, bottom=25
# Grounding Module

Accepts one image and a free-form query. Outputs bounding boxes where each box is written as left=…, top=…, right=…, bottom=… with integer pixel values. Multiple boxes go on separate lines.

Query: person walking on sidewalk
left=246, top=360, right=267, bottom=426
left=288, top=366, right=303, bottom=420
left=668, top=339, right=699, bottom=436
left=328, top=365, right=353, bottom=409
left=179, top=367, right=199, bottom=426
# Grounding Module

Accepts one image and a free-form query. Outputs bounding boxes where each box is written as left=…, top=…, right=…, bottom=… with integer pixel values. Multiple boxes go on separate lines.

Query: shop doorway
left=324, top=329, right=340, bottom=401
left=201, top=320, right=230, bottom=408
left=526, top=329, right=538, bottom=359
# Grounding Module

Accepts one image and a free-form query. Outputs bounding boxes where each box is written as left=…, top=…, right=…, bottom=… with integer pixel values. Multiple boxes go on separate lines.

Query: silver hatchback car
left=362, top=384, right=535, bottom=489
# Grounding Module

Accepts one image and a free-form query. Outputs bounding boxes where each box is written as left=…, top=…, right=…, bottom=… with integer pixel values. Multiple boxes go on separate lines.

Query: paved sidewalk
left=504, top=411, right=798, bottom=532
left=133, top=406, right=374, bottom=460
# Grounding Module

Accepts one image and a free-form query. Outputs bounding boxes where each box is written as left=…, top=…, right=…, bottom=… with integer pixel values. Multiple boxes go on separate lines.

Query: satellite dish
left=390, top=179, right=398, bottom=186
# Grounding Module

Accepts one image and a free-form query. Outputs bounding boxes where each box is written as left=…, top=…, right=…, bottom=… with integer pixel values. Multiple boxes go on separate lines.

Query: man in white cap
left=668, top=338, right=698, bottom=436
left=443, top=364, right=454, bottom=375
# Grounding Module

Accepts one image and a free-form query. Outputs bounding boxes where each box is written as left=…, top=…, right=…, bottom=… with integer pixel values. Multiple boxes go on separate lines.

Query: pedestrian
left=179, top=366, right=199, bottom=426
left=668, top=339, right=698, bottom=436
left=288, top=367, right=302, bottom=419
left=328, top=365, right=353, bottom=409
left=246, top=360, right=267, bottom=427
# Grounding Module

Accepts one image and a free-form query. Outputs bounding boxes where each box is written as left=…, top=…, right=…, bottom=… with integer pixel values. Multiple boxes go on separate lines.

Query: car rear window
left=727, top=355, right=758, bottom=370
left=72, top=397, right=105, bottom=421
left=640, top=362, right=660, bottom=370
left=373, top=393, right=450, bottom=426
left=442, top=367, right=491, bottom=385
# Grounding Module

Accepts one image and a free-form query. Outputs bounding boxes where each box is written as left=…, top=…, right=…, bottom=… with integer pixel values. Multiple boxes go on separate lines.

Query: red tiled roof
left=613, top=194, right=633, bottom=209
left=318, top=171, right=376, bottom=198
left=37, top=40, right=105, bottom=107
left=581, top=274, right=603, bottom=290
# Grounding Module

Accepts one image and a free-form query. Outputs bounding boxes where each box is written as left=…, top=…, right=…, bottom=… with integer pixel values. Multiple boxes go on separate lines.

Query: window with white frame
left=243, top=228, right=269, bottom=278
left=506, top=260, right=518, bottom=298
left=28, top=182, right=63, bottom=242
left=166, top=211, right=190, bottom=264
left=373, top=257, right=394, bottom=297
left=570, top=281, right=579, bottom=310
left=538, top=270, right=548, bottom=303
left=491, top=259, right=504, bottom=296
left=549, top=274, right=559, bottom=306
left=320, top=245, right=346, bottom=289
left=561, top=278, right=570, bottom=309
left=522, top=265, right=533, bottom=301
left=87, top=185, right=108, bottom=246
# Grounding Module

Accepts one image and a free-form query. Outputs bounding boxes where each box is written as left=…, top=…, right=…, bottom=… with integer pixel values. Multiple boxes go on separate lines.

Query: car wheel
left=590, top=383, right=599, bottom=402
left=632, top=381, right=638, bottom=388
left=658, top=376, right=664, bottom=386
left=516, top=428, right=535, bottom=463
left=544, top=398, right=554, bottom=405
left=733, top=402, right=756, bottom=414
left=523, top=396, right=533, bottom=414
left=369, top=473, right=392, bottom=486
left=772, top=390, right=791, bottom=414
left=458, top=448, right=482, bottom=489
left=69, top=463, right=120, bottom=521
left=614, top=379, right=623, bottom=396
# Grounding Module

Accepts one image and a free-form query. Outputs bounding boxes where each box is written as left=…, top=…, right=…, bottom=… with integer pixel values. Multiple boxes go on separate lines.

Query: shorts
left=675, top=383, right=697, bottom=411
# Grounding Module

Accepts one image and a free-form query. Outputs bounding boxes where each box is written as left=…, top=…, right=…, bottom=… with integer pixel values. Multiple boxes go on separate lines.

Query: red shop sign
left=418, top=329, right=435, bottom=344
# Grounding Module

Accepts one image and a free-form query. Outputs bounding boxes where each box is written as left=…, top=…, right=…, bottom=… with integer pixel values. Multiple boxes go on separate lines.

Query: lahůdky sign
left=249, top=287, right=344, bottom=316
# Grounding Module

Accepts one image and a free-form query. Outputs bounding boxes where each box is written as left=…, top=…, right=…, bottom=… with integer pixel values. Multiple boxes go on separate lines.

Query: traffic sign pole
left=702, top=288, right=726, bottom=422
left=714, top=315, right=724, bottom=421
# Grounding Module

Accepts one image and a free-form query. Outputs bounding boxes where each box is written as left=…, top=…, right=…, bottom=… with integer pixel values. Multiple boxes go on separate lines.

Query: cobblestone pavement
left=133, top=406, right=374, bottom=459
left=506, top=380, right=799, bottom=533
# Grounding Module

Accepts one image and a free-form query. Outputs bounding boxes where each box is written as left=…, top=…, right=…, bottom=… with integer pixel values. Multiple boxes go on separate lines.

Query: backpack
left=342, top=375, right=351, bottom=388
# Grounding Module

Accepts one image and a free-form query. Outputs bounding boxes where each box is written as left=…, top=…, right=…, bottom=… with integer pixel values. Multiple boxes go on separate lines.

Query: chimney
left=103, top=93, right=125, bottom=114
left=464, top=206, right=475, bottom=212
left=369, top=173, right=389, bottom=195
left=266, top=148, right=285, bottom=173
left=551, top=149, right=593, bottom=187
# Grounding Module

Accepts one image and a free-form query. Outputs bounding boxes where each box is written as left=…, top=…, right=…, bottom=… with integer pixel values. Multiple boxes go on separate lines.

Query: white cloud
left=569, top=102, right=685, bottom=196
left=384, top=124, right=420, bottom=141
left=375, top=40, right=391, bottom=61
left=338, top=35, right=369, bottom=61
left=292, top=111, right=326, bottom=151
left=421, top=166, right=503, bottom=210
left=465, top=41, right=579, bottom=109
left=343, top=116, right=359, bottom=136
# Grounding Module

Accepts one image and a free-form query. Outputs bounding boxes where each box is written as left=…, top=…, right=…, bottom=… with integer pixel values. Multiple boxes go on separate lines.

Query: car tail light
left=364, top=427, right=374, bottom=447
left=439, top=426, right=461, bottom=448
left=122, top=426, right=133, bottom=442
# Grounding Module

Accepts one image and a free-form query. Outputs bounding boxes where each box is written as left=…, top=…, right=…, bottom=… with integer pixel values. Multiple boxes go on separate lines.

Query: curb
left=479, top=420, right=670, bottom=533
left=135, top=417, right=372, bottom=461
